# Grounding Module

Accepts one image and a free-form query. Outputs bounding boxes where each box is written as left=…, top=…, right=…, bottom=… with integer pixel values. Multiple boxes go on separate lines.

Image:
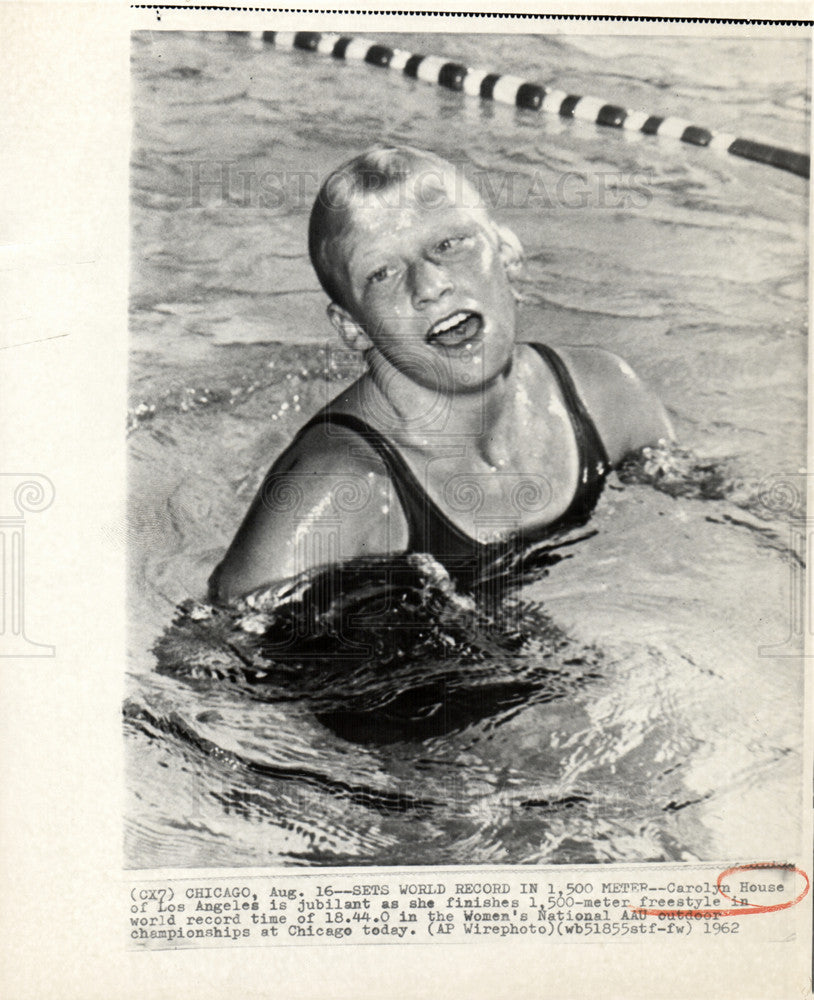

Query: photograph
left=125, top=24, right=809, bottom=873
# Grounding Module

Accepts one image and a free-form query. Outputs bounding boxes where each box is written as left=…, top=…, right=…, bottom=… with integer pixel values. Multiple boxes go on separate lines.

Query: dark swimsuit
left=294, top=343, right=610, bottom=578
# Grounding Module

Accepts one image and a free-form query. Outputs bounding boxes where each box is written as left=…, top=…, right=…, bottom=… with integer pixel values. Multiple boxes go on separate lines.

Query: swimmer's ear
left=327, top=303, right=373, bottom=352
left=495, top=225, right=524, bottom=275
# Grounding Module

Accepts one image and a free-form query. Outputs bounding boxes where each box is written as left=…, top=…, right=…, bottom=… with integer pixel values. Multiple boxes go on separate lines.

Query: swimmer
left=210, top=145, right=673, bottom=602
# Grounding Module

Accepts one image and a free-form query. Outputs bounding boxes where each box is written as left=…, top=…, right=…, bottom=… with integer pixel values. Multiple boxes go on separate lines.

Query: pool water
left=126, top=30, right=809, bottom=868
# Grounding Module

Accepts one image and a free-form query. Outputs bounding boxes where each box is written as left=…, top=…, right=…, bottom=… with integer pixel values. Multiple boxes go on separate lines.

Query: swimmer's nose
left=409, top=257, right=453, bottom=308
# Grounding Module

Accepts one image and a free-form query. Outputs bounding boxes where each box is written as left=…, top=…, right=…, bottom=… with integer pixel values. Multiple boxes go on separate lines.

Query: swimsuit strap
left=297, top=343, right=610, bottom=559
left=526, top=343, right=610, bottom=518
left=295, top=410, right=436, bottom=551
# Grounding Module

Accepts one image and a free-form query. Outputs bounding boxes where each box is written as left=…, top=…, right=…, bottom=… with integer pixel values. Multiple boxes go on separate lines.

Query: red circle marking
left=630, top=863, right=810, bottom=919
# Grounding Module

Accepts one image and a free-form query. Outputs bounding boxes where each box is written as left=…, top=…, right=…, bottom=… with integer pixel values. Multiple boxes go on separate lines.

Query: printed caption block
left=127, top=864, right=809, bottom=950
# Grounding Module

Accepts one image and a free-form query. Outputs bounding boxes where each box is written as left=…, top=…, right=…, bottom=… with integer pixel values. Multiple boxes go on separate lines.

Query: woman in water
left=210, top=146, right=672, bottom=602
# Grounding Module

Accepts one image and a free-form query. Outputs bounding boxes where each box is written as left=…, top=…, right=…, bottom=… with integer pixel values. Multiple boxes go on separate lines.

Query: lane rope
left=244, top=30, right=809, bottom=180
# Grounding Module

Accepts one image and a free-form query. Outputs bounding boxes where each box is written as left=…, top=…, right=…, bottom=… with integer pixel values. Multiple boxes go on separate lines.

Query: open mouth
left=425, top=310, right=483, bottom=348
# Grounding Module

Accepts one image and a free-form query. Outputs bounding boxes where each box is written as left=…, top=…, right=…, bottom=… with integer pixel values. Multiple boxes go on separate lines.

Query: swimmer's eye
left=434, top=234, right=473, bottom=255
left=366, top=265, right=393, bottom=285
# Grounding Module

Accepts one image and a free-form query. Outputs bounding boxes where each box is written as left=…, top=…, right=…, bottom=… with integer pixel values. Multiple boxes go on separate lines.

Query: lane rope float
left=245, top=30, right=809, bottom=180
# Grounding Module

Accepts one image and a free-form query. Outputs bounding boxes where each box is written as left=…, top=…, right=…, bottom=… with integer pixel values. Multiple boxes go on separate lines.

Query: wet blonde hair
left=308, top=145, right=492, bottom=314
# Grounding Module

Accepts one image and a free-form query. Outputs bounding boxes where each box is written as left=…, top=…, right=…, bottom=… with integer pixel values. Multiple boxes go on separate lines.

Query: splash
left=617, top=439, right=738, bottom=501
left=154, top=549, right=605, bottom=742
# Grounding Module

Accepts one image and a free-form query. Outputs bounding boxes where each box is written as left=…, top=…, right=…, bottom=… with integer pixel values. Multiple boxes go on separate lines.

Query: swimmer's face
left=327, top=172, right=521, bottom=395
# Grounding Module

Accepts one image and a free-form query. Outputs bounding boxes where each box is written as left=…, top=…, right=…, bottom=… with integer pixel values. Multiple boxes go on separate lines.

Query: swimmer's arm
left=209, top=429, right=405, bottom=603
left=556, top=346, right=674, bottom=465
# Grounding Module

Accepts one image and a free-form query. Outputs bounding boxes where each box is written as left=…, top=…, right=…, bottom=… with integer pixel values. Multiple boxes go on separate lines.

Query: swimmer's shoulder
left=279, top=384, right=392, bottom=481
left=527, top=343, right=674, bottom=463
left=211, top=386, right=407, bottom=602
left=269, top=390, right=409, bottom=536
